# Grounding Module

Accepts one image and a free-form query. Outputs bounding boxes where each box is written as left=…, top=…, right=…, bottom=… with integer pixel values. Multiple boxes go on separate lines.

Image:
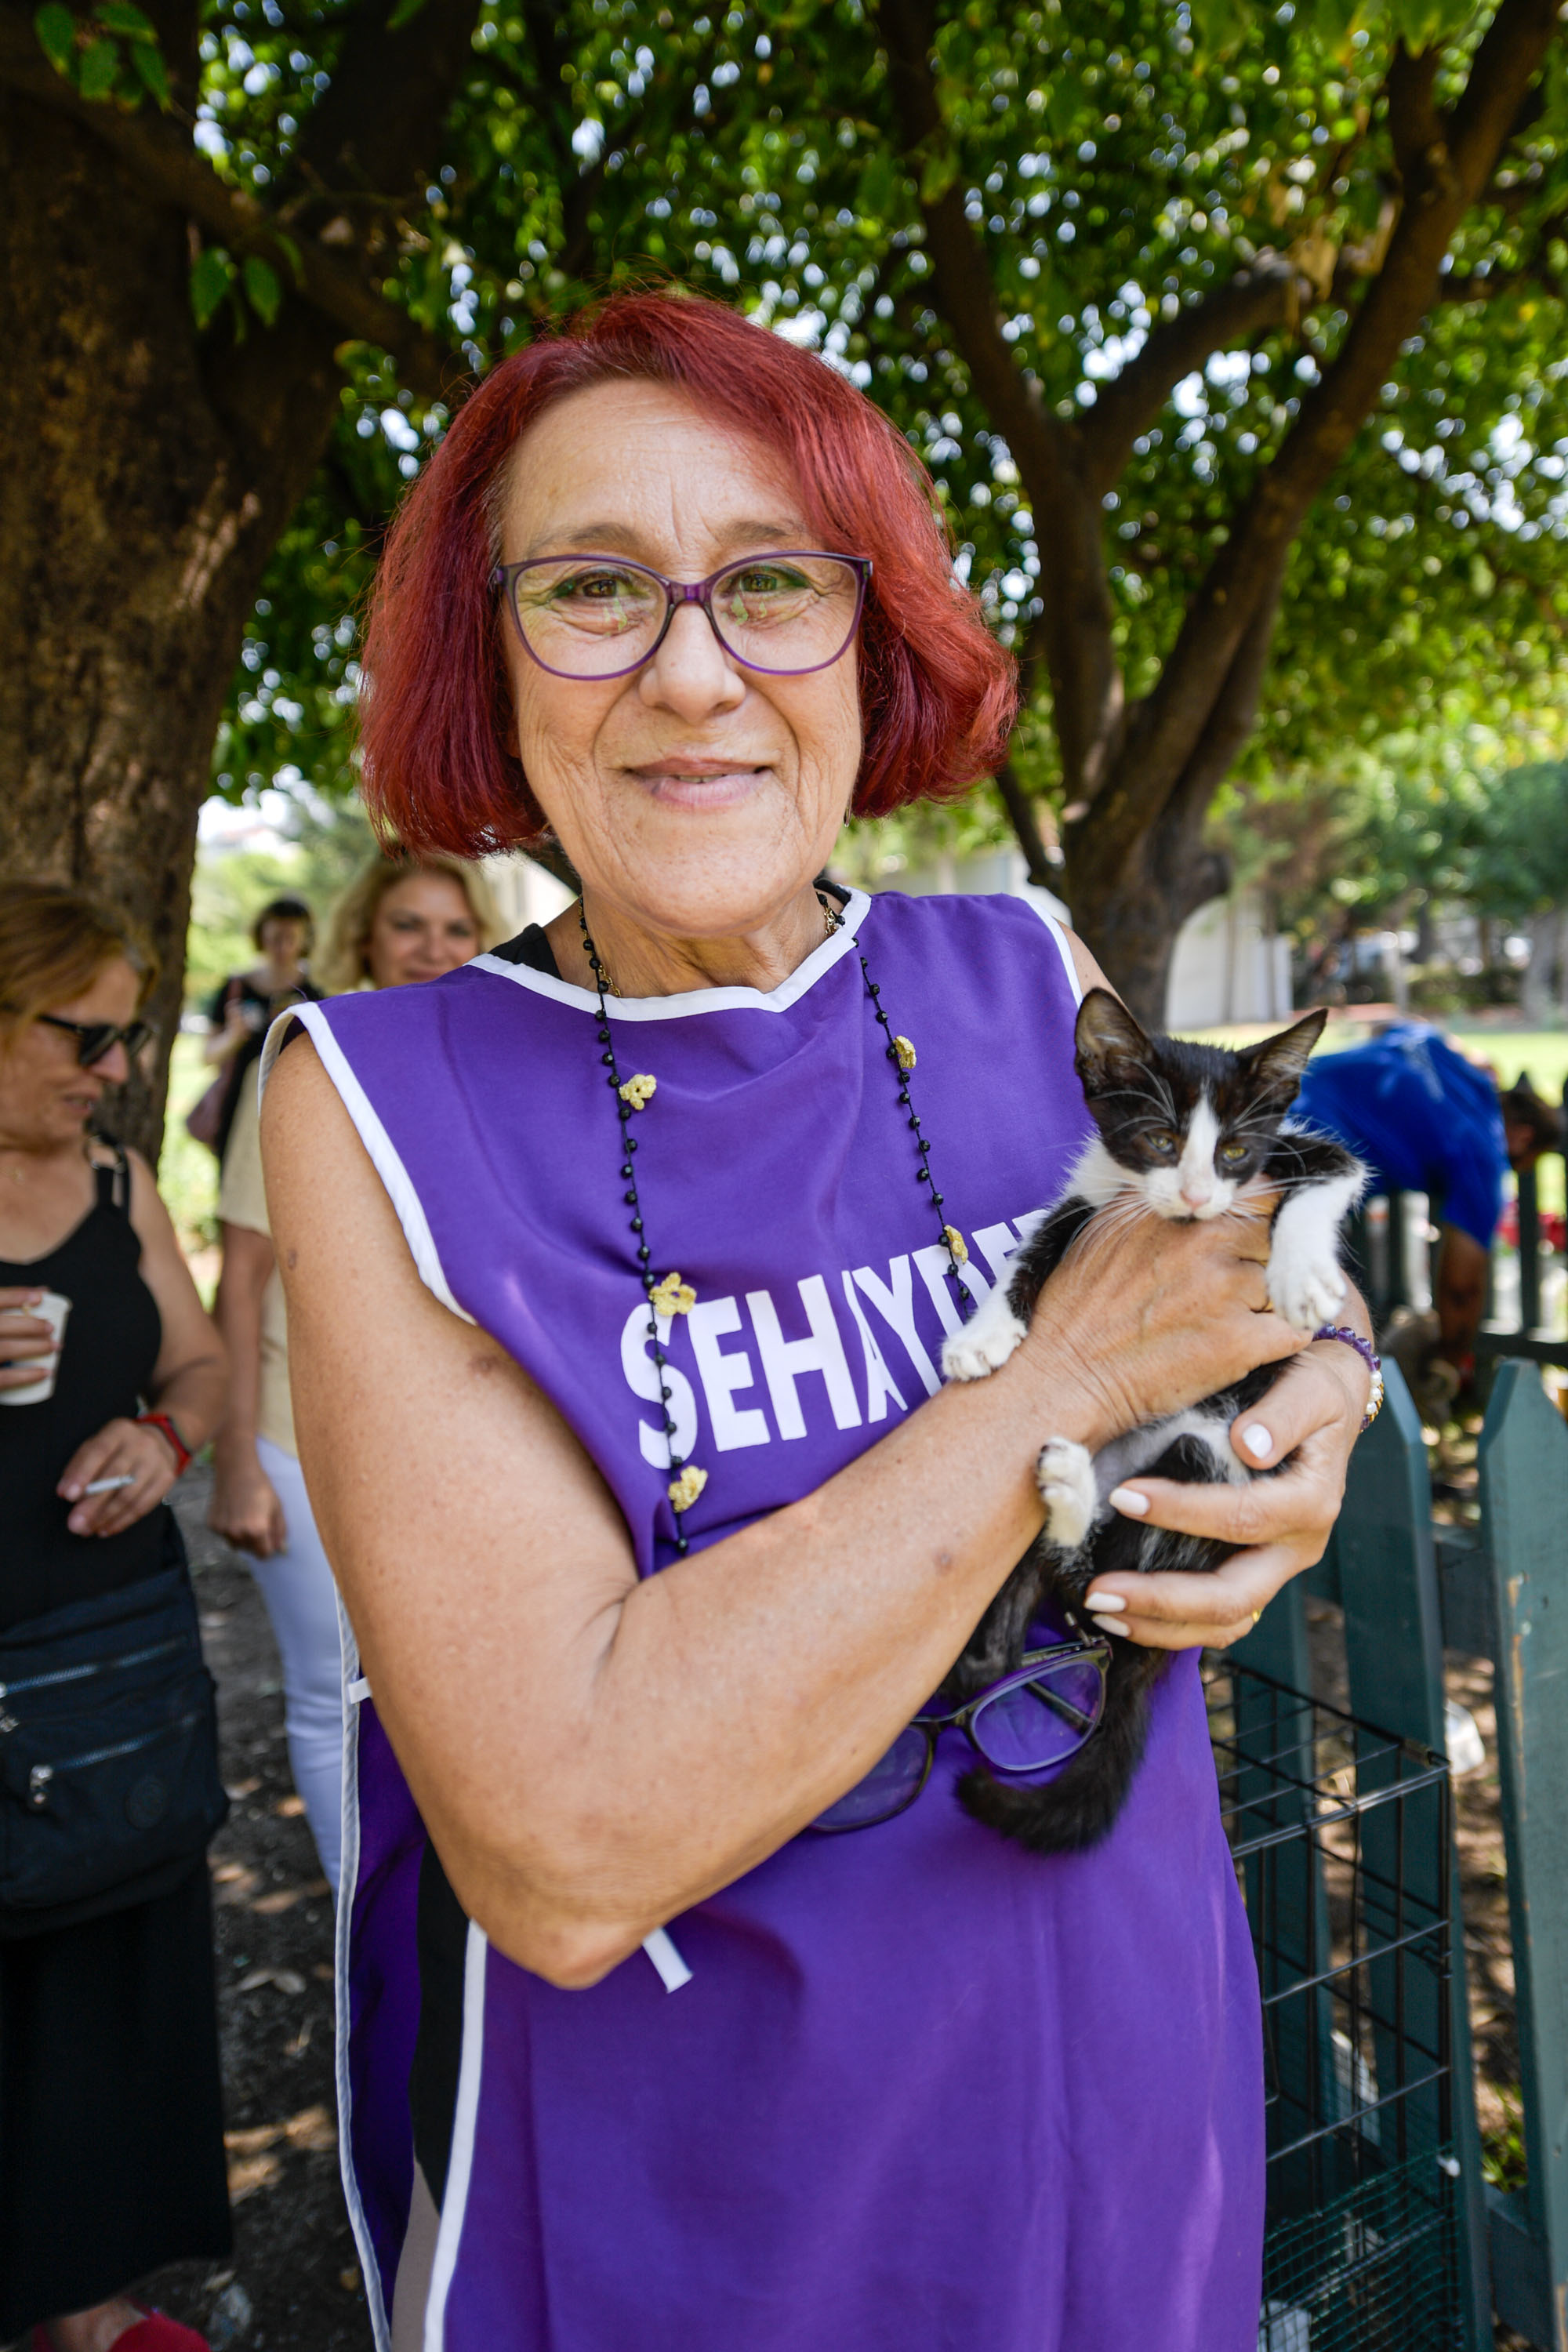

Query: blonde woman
left=208, top=855, right=499, bottom=1893
left=314, top=853, right=502, bottom=996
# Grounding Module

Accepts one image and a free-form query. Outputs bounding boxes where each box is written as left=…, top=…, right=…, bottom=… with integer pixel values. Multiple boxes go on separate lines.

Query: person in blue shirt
left=1295, top=1021, right=1559, bottom=1375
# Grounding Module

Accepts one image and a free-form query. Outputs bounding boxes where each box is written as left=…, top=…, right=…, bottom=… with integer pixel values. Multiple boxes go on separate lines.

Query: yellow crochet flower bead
left=942, top=1226, right=968, bottom=1265
left=891, top=1035, right=916, bottom=1072
left=619, top=1073, right=657, bottom=1109
left=650, top=1272, right=697, bottom=1316
left=667, top=1465, right=708, bottom=1512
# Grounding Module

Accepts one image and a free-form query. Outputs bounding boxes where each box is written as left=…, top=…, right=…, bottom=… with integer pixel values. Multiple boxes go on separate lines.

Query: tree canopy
left=4, top=0, right=1563, bottom=1120
left=194, top=0, right=1568, bottom=983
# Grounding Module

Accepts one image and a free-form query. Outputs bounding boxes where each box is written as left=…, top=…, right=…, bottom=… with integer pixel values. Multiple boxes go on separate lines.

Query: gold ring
left=1250, top=1610, right=1261, bottom=1627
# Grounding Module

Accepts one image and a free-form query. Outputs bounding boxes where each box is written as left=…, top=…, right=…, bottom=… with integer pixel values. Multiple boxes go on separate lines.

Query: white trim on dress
left=1020, top=902, right=1085, bottom=1007
left=259, top=1002, right=472, bottom=1324
left=332, top=1599, right=394, bottom=2352
left=421, top=1922, right=490, bottom=2352
left=466, top=886, right=873, bottom=1022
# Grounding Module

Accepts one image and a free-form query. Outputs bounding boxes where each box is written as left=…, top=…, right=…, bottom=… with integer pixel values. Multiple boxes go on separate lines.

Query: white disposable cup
left=0, top=1289, right=71, bottom=1406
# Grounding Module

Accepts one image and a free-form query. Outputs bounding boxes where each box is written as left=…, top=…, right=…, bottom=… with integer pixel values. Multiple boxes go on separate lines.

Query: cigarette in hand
left=82, top=1474, right=137, bottom=1495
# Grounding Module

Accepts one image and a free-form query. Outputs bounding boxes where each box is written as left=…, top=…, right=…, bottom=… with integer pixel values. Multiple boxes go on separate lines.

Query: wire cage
left=1204, top=1660, right=1462, bottom=2352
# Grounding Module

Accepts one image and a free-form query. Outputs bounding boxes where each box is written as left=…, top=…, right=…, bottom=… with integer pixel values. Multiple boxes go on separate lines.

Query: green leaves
left=190, top=247, right=234, bottom=331
left=190, top=248, right=286, bottom=335
left=34, top=0, right=169, bottom=107
left=178, top=0, right=1565, bottom=873
left=241, top=257, right=282, bottom=327
left=33, top=5, right=76, bottom=71
left=78, top=35, right=117, bottom=94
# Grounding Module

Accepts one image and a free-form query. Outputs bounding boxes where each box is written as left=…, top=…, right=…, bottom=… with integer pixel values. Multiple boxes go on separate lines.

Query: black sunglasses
left=34, top=1011, right=154, bottom=1069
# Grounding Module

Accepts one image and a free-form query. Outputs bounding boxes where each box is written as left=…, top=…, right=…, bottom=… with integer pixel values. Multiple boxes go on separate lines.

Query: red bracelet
left=136, top=1411, right=192, bottom=1476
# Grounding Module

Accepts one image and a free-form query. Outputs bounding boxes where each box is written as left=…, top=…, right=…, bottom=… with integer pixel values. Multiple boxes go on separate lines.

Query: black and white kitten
left=939, top=987, right=1364, bottom=1856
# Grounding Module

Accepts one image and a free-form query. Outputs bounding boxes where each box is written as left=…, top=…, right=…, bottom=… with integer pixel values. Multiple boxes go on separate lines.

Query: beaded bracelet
left=1312, top=1326, right=1385, bottom=1433
left=136, top=1410, right=192, bottom=1476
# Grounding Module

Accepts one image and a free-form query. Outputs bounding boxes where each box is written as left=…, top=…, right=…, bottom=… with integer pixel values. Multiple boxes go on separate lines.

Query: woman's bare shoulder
left=1058, top=926, right=1115, bottom=1002
left=260, top=1026, right=341, bottom=1156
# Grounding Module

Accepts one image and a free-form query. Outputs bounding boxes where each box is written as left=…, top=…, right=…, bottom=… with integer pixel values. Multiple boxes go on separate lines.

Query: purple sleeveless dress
left=279, top=888, right=1264, bottom=2351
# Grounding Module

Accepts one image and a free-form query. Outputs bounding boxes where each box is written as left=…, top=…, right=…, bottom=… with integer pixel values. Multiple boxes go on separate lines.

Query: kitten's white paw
left=1036, top=1437, right=1098, bottom=1549
left=942, top=1310, right=1027, bottom=1382
left=1268, top=1241, right=1346, bottom=1337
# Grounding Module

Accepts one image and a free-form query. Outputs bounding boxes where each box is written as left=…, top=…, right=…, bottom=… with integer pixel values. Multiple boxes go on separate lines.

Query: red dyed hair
left=359, top=291, right=1016, bottom=854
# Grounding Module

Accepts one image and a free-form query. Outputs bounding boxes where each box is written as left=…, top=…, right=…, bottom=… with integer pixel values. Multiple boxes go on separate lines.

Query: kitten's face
left=1072, top=989, right=1328, bottom=1223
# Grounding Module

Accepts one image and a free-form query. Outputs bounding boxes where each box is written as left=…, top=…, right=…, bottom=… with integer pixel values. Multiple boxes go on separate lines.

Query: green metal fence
left=1232, top=1359, right=1568, bottom=2350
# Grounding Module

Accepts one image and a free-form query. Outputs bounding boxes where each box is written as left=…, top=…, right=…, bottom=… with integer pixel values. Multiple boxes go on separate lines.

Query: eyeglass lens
left=811, top=1653, right=1107, bottom=1835
left=811, top=1725, right=931, bottom=1834
left=968, top=1657, right=1105, bottom=1772
left=508, top=554, right=862, bottom=678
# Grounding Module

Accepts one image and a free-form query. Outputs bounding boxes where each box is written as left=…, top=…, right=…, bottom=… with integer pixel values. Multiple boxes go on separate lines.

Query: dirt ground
left=90, top=1470, right=1531, bottom=2350
left=131, top=1465, right=369, bottom=2352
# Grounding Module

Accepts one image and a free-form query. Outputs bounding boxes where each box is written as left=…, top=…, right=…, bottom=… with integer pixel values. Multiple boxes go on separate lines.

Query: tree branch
left=873, top=0, right=1122, bottom=803
left=1078, top=254, right=1305, bottom=495
left=1159, top=561, right=1288, bottom=846
left=993, top=759, right=1058, bottom=889
left=1105, top=0, right=1561, bottom=841
left=288, top=0, right=481, bottom=226
left=0, top=6, right=461, bottom=399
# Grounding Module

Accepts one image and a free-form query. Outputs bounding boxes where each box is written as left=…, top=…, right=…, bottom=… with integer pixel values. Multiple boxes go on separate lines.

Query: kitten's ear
left=1074, top=988, right=1153, bottom=1095
left=1241, top=1009, right=1328, bottom=1104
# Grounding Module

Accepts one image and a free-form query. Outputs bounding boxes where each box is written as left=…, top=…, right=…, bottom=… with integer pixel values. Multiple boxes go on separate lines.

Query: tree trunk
left=0, top=91, right=339, bottom=1160
left=1064, top=801, right=1229, bottom=1028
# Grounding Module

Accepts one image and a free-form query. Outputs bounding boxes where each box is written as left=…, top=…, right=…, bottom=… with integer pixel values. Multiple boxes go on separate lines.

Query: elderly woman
left=263, top=294, right=1371, bottom=2352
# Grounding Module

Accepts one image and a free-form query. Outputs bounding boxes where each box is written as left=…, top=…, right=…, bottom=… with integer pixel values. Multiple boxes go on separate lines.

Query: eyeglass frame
left=28, top=1011, right=155, bottom=1069
left=489, top=550, right=873, bottom=681
left=810, top=1632, right=1112, bottom=1835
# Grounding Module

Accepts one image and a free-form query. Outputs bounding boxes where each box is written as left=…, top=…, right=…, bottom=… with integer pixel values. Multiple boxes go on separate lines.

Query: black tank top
left=0, top=1147, right=169, bottom=1632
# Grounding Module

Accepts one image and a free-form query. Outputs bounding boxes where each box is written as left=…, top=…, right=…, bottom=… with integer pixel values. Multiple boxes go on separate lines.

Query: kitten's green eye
left=1220, top=1142, right=1248, bottom=1166
left=1148, top=1131, right=1178, bottom=1160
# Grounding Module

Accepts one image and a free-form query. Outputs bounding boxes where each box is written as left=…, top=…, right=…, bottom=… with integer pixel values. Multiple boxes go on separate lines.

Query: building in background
left=868, top=844, right=1291, bottom=1032
left=483, top=854, right=575, bottom=938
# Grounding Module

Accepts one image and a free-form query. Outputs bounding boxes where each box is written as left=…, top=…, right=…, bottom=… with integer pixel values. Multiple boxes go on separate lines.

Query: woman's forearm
left=151, top=1353, right=229, bottom=1454
left=308, top=1287, right=1094, bottom=1987
left=268, top=1040, right=1292, bottom=1987
left=211, top=1223, right=273, bottom=1460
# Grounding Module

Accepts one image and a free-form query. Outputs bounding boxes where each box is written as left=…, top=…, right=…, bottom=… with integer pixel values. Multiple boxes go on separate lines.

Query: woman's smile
left=623, top=755, right=774, bottom=811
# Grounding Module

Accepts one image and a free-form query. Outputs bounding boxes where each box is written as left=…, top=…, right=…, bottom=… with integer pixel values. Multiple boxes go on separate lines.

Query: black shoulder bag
left=0, top=1520, right=229, bottom=1936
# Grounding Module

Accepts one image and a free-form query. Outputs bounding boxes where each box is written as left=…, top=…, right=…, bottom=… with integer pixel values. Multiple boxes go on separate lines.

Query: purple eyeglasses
left=490, top=550, right=871, bottom=681
left=811, top=1634, right=1112, bottom=1834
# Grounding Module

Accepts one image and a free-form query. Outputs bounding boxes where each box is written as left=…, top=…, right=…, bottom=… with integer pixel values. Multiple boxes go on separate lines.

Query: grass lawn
left=158, top=1031, right=223, bottom=1298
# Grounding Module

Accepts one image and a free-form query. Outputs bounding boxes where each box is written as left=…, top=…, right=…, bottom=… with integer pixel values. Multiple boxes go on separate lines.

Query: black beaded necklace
left=579, top=892, right=971, bottom=1557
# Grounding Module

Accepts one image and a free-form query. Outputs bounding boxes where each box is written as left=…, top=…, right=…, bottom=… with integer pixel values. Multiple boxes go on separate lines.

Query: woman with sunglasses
left=0, top=880, right=230, bottom=2352
left=261, top=295, right=1373, bottom=2352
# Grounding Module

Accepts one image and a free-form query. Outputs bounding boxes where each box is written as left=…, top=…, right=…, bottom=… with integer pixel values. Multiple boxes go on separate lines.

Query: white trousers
left=249, top=1435, right=345, bottom=1898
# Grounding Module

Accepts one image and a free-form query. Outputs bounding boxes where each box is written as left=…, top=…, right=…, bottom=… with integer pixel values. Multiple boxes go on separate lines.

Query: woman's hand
left=1025, top=1200, right=1304, bottom=1445
left=209, top=1446, right=288, bottom=1558
left=1081, top=1336, right=1370, bottom=1650
left=56, top=1416, right=183, bottom=1537
left=204, top=999, right=252, bottom=1069
left=0, top=1287, right=60, bottom=1392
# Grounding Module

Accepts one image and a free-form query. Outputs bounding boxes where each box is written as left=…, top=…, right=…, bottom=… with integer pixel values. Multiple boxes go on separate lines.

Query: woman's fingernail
left=1108, top=1486, right=1149, bottom=1516
left=1092, top=1614, right=1129, bottom=1639
left=1241, top=1424, right=1274, bottom=1461
left=1084, top=1589, right=1126, bottom=1611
